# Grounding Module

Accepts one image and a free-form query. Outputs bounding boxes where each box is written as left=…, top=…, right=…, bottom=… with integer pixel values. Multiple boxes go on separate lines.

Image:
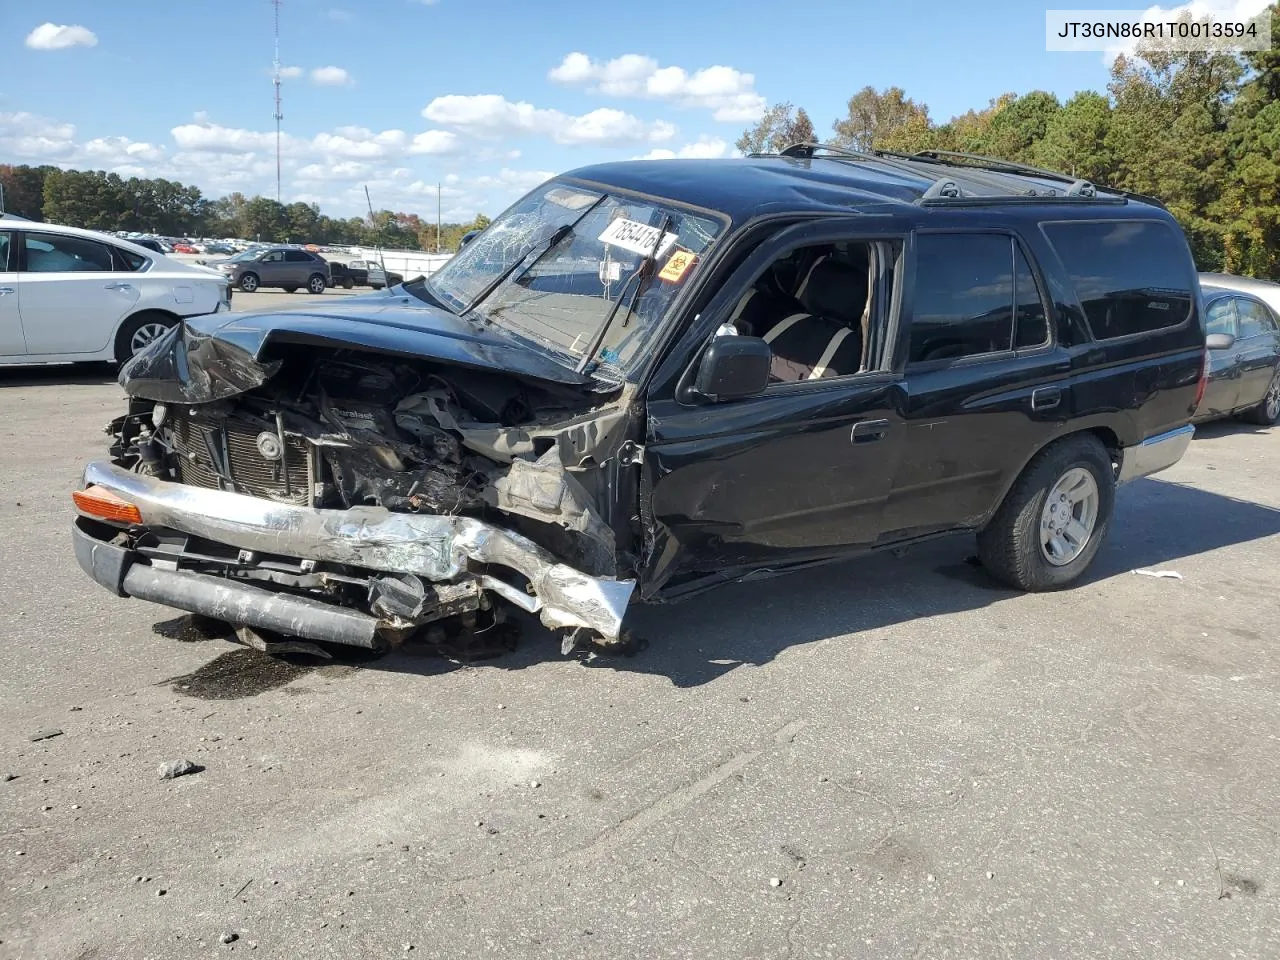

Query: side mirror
left=1206, top=332, right=1236, bottom=351
left=694, top=336, right=772, bottom=402
left=459, top=230, right=480, bottom=249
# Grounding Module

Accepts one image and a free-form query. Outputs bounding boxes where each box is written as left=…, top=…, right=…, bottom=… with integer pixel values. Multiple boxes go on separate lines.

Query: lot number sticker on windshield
left=598, top=217, right=679, bottom=257
left=659, top=250, right=697, bottom=283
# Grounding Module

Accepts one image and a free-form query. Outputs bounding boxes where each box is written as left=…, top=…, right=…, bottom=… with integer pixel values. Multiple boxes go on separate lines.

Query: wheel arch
left=980, top=425, right=1123, bottom=531
left=113, top=308, right=181, bottom=363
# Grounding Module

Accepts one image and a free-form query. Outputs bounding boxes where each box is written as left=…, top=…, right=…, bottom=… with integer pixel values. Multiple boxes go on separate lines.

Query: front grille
left=170, top=412, right=312, bottom=504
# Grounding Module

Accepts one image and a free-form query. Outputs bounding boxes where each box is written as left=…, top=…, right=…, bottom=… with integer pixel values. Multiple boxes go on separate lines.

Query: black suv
left=72, top=145, right=1210, bottom=654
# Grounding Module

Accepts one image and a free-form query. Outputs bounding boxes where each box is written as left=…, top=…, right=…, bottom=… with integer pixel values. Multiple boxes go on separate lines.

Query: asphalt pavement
left=2, top=317, right=1279, bottom=958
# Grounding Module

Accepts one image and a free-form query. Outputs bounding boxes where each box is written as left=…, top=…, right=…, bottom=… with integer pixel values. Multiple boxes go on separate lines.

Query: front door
left=1231, top=296, right=1280, bottom=411
left=1199, top=296, right=1240, bottom=417
left=0, top=229, right=23, bottom=356
left=256, top=250, right=285, bottom=284
left=18, top=231, right=139, bottom=356
left=640, top=217, right=909, bottom=597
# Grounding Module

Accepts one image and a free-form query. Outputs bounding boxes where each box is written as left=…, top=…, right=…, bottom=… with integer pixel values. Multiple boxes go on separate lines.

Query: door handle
left=851, top=419, right=891, bottom=443
left=0, top=287, right=13, bottom=296
left=104, top=281, right=133, bottom=291
left=1031, top=387, right=1062, bottom=411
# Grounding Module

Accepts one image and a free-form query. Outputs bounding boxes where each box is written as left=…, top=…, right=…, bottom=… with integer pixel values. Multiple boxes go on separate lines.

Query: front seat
left=763, top=257, right=868, bottom=382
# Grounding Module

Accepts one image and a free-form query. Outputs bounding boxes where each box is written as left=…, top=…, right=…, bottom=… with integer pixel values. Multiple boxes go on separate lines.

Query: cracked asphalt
left=2, top=331, right=1279, bottom=958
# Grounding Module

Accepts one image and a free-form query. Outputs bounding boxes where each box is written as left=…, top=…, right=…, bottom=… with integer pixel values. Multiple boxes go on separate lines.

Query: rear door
left=0, top=229, right=23, bottom=356
left=1232, top=296, right=1280, bottom=411
left=1199, top=296, right=1240, bottom=416
left=284, top=249, right=314, bottom=284
left=17, top=231, right=140, bottom=355
left=880, top=230, right=1066, bottom=540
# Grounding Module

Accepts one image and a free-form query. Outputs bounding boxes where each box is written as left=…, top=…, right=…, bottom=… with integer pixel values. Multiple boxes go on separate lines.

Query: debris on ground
left=220, top=932, right=238, bottom=944
left=28, top=729, right=63, bottom=742
left=1133, top=568, right=1183, bottom=580
left=3, top=773, right=16, bottom=782
left=158, top=759, right=204, bottom=780
left=769, top=877, right=782, bottom=887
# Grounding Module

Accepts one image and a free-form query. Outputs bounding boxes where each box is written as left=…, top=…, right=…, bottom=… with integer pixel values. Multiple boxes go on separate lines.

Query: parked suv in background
left=74, top=145, right=1209, bottom=655
left=214, top=247, right=330, bottom=294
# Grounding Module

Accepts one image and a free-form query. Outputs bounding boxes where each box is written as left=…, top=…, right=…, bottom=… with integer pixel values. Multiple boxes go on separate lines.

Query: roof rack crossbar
left=770, top=141, right=977, bottom=200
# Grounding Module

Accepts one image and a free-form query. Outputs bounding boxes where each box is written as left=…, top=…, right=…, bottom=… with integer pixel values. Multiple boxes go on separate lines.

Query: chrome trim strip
left=79, top=460, right=634, bottom=639
left=1117, top=424, right=1195, bottom=484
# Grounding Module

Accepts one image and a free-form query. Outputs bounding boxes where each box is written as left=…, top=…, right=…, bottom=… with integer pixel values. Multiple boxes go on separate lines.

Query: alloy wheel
left=1039, top=467, right=1100, bottom=566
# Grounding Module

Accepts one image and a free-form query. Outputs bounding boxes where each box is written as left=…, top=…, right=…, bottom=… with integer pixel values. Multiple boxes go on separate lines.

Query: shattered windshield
left=423, top=181, right=722, bottom=376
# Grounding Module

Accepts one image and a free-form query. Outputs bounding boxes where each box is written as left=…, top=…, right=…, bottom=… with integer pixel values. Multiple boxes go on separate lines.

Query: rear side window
left=113, top=247, right=149, bottom=271
left=1204, top=298, right=1237, bottom=337
left=0, top=231, right=11, bottom=271
left=908, top=233, right=1047, bottom=365
left=23, top=232, right=114, bottom=273
left=1042, top=220, right=1192, bottom=340
left=284, top=250, right=311, bottom=262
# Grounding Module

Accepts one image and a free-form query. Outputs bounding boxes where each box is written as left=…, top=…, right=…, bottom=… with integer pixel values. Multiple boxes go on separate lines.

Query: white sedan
left=0, top=218, right=232, bottom=364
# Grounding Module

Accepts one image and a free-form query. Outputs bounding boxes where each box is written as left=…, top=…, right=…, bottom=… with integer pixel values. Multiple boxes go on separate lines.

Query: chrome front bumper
left=1116, top=424, right=1195, bottom=484
left=77, top=460, right=634, bottom=639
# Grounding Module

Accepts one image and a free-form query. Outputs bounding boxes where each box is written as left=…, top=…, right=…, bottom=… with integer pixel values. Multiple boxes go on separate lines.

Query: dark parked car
left=212, top=247, right=330, bottom=294
left=130, top=237, right=168, bottom=254
left=72, top=146, right=1207, bottom=657
left=1194, top=274, right=1280, bottom=424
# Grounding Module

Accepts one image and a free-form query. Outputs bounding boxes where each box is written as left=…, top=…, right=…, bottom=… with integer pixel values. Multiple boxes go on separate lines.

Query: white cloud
left=24, top=23, right=98, bottom=50
left=635, top=136, right=732, bottom=160
left=311, top=65, right=352, bottom=86
left=0, top=111, right=79, bottom=160
left=313, top=127, right=407, bottom=158
left=422, top=94, right=675, bottom=145
left=549, top=52, right=766, bottom=122
left=172, top=119, right=283, bottom=153
left=409, top=130, right=460, bottom=154
left=84, top=136, right=165, bottom=163
left=279, top=65, right=304, bottom=79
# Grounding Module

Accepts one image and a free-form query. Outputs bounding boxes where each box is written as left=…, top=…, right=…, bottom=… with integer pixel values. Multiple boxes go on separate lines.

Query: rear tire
left=342, top=277, right=354, bottom=290
left=239, top=273, right=259, bottom=293
left=1241, top=369, right=1280, bottom=425
left=307, top=274, right=326, bottom=294
left=114, top=311, right=178, bottom=363
left=977, top=434, right=1115, bottom=591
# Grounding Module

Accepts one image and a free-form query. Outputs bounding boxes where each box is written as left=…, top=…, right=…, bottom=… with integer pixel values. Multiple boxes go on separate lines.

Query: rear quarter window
left=1042, top=220, right=1193, bottom=340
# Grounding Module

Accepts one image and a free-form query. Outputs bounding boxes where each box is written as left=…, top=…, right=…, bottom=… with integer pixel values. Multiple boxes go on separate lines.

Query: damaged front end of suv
left=72, top=180, right=723, bottom=653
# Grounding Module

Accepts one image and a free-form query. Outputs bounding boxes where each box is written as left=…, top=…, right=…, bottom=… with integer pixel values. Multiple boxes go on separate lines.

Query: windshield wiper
left=575, top=214, right=672, bottom=374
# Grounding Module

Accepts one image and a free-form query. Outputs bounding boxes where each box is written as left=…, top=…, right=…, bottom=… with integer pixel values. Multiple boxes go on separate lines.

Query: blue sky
left=0, top=0, right=1238, bottom=221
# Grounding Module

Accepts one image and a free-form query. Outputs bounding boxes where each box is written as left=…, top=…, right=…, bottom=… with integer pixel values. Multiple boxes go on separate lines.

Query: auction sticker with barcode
left=599, top=218, right=679, bottom=257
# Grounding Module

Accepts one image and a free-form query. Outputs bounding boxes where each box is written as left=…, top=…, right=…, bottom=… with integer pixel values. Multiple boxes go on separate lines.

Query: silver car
left=215, top=247, right=330, bottom=294
left=1196, top=273, right=1280, bottom=424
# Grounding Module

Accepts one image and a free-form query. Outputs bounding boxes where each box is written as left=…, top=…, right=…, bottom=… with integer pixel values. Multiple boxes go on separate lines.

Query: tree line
left=738, top=6, right=1279, bottom=278
left=0, top=164, right=491, bottom=253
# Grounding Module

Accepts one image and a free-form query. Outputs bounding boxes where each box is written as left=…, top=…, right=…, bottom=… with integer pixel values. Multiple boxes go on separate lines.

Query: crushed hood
left=120, top=293, right=591, bottom=404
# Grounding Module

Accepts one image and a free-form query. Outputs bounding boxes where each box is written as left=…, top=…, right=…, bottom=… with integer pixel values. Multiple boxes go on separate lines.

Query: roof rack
left=902, top=149, right=1166, bottom=209
left=756, top=142, right=1131, bottom=207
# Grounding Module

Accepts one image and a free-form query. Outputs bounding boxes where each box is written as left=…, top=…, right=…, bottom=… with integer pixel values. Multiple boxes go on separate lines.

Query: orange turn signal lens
left=72, top=486, right=144, bottom=526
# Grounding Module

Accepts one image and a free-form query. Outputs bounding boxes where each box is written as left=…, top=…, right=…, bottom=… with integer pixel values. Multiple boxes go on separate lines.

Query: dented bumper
left=75, top=460, right=635, bottom=640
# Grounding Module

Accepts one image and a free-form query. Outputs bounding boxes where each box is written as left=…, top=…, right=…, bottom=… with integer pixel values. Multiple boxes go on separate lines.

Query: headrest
left=798, top=258, right=866, bottom=324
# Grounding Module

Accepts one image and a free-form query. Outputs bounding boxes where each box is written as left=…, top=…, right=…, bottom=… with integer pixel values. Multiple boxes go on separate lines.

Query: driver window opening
left=723, top=241, right=893, bottom=384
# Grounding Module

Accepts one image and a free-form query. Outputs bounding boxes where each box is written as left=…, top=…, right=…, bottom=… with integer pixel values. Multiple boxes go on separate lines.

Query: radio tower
left=272, top=0, right=283, bottom=203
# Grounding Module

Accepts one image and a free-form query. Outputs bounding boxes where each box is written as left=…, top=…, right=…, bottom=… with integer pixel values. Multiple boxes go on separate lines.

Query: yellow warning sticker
left=659, top=250, right=697, bottom=283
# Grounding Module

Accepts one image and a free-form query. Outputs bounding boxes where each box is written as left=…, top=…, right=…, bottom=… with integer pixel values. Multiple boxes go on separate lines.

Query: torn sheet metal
left=80, top=460, right=634, bottom=638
